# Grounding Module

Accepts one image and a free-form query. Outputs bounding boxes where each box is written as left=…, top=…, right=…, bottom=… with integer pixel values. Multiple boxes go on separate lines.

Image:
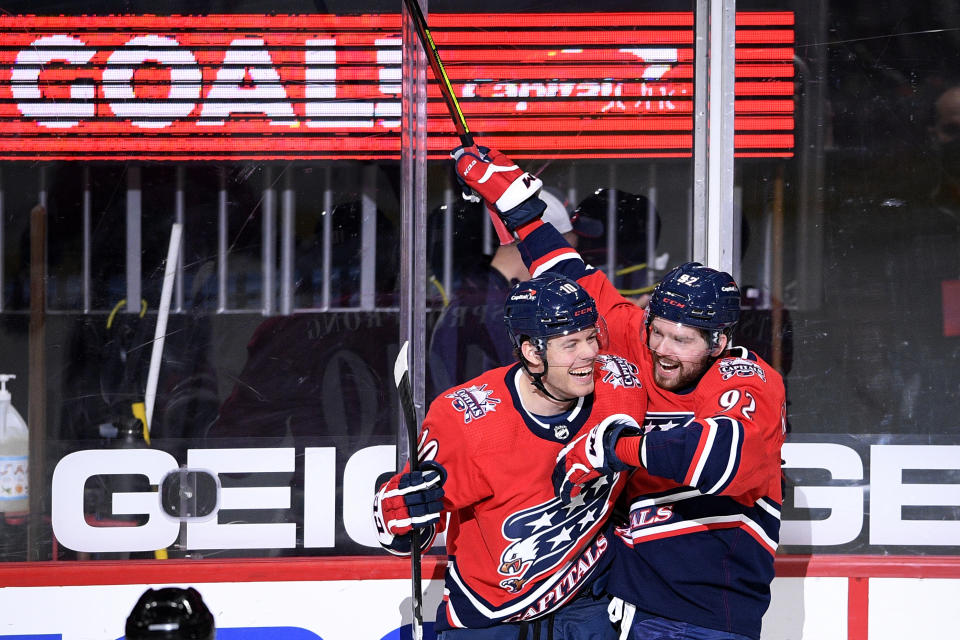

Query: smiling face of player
left=646, top=316, right=726, bottom=391
left=521, top=326, right=601, bottom=412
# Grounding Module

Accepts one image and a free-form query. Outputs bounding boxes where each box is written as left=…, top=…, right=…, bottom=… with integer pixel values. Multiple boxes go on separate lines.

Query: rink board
left=2, top=555, right=960, bottom=640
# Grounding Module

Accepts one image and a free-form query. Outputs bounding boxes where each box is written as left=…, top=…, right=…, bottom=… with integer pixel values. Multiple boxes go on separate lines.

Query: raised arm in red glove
left=451, top=145, right=546, bottom=231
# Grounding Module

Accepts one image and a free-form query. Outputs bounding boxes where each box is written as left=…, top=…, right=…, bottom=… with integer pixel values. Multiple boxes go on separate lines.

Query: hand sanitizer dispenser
left=0, top=374, right=28, bottom=514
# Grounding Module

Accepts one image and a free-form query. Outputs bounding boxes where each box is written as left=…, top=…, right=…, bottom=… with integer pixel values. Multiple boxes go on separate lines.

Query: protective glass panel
left=6, top=0, right=954, bottom=567
left=0, top=1, right=406, bottom=562
left=738, top=0, right=960, bottom=555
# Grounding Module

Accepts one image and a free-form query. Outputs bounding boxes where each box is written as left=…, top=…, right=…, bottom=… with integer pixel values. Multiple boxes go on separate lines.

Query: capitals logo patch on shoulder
left=598, top=354, right=642, bottom=390
left=718, top=357, right=767, bottom=382
left=446, top=384, right=502, bottom=424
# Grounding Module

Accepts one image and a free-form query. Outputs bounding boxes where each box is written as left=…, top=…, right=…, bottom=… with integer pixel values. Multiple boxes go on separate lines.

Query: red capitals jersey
left=520, top=220, right=786, bottom=639
left=421, top=357, right=646, bottom=630
left=578, top=267, right=786, bottom=510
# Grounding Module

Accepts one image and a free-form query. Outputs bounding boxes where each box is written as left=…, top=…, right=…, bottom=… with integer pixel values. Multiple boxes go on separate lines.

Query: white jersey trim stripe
left=705, top=417, right=741, bottom=494
left=738, top=514, right=779, bottom=552
left=445, top=590, right=466, bottom=629
left=687, top=418, right=717, bottom=488
left=531, top=253, right=581, bottom=278
left=756, top=497, right=782, bottom=519
left=568, top=398, right=584, bottom=422
left=627, top=489, right=701, bottom=511
left=624, top=513, right=778, bottom=553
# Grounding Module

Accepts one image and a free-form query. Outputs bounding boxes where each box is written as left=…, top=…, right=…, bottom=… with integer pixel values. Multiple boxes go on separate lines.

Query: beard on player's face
left=646, top=317, right=724, bottom=391
left=649, top=350, right=713, bottom=390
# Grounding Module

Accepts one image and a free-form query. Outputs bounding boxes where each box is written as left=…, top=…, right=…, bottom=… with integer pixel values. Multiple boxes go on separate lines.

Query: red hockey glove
left=451, top=145, right=546, bottom=231
left=373, top=461, right=446, bottom=551
left=552, top=414, right=641, bottom=503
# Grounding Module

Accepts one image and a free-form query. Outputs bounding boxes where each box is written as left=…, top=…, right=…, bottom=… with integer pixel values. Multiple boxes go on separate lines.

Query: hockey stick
left=401, top=0, right=514, bottom=245
left=394, top=340, right=425, bottom=640
left=143, top=222, right=183, bottom=561
left=144, top=222, right=182, bottom=432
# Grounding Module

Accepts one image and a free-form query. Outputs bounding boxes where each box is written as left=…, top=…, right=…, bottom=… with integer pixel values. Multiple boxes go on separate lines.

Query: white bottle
left=0, top=374, right=29, bottom=514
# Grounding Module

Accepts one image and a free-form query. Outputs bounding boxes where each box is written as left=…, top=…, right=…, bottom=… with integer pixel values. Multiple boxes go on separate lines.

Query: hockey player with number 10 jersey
left=374, top=274, right=647, bottom=639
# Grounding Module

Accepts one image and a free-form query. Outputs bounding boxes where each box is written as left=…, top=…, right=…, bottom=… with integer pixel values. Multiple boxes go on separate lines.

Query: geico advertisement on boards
left=47, top=435, right=960, bottom=555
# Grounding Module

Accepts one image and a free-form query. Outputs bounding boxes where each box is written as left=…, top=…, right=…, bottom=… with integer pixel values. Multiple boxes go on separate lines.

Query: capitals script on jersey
left=421, top=357, right=645, bottom=630
left=518, top=219, right=786, bottom=639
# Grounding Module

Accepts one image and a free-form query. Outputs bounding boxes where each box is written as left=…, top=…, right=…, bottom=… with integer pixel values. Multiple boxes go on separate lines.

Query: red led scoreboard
left=0, top=13, right=794, bottom=160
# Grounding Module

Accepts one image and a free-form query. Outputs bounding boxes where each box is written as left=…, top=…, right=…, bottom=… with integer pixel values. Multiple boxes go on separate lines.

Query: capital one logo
left=460, top=47, right=682, bottom=113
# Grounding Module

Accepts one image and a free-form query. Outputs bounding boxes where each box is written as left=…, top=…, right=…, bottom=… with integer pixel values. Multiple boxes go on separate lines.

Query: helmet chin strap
left=520, top=355, right=579, bottom=405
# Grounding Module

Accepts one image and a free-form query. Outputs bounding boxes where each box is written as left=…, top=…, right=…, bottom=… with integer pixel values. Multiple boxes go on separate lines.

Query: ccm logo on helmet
left=663, top=298, right=686, bottom=308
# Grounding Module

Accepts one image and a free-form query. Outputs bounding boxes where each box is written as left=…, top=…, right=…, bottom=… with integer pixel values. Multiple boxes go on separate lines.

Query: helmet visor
left=540, top=314, right=609, bottom=354
left=644, top=310, right=719, bottom=360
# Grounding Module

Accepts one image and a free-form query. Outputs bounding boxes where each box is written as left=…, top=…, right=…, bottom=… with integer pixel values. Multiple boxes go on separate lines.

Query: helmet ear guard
left=703, top=327, right=732, bottom=352
left=514, top=334, right=547, bottom=370
left=592, top=314, right=610, bottom=351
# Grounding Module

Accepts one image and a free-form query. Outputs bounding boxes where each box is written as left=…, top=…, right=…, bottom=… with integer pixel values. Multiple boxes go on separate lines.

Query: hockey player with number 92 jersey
left=519, top=226, right=786, bottom=640
left=452, top=144, right=787, bottom=640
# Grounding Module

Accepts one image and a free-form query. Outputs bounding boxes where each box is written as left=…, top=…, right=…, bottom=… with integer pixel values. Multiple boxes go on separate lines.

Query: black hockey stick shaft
left=402, top=0, right=471, bottom=146
left=394, top=341, right=424, bottom=640
left=401, top=0, right=514, bottom=245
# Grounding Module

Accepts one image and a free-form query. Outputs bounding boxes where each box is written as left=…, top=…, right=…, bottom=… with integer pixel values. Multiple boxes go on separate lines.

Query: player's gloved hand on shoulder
left=451, top=145, right=546, bottom=231
left=552, top=415, right=642, bottom=503
left=373, top=460, right=447, bottom=553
